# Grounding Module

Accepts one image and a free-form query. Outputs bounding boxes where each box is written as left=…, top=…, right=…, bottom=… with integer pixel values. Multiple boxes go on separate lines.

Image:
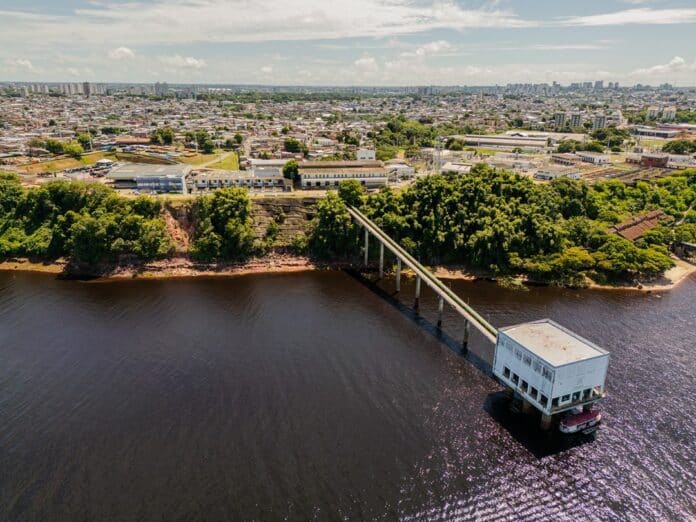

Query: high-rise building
left=155, top=82, right=169, bottom=96
left=662, top=107, right=677, bottom=121
left=554, top=112, right=568, bottom=129
left=594, top=80, right=604, bottom=90
left=647, top=106, right=660, bottom=120
left=592, top=114, right=607, bottom=131
left=83, top=82, right=91, bottom=96
left=570, top=113, right=582, bottom=129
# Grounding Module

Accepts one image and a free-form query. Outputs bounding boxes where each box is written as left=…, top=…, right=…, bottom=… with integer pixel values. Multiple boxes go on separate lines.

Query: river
left=0, top=270, right=694, bottom=520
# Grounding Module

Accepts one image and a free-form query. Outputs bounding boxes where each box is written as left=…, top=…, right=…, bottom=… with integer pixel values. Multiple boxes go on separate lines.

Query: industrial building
left=189, top=169, right=290, bottom=192
left=576, top=151, right=610, bottom=165
left=534, top=167, right=581, bottom=181
left=298, top=160, right=388, bottom=189
left=106, top=164, right=191, bottom=194
left=493, top=319, right=609, bottom=429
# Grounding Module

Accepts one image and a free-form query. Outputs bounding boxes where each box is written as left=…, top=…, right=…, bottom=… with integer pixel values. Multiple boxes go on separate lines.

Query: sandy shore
left=2, top=255, right=694, bottom=291
left=431, top=257, right=696, bottom=293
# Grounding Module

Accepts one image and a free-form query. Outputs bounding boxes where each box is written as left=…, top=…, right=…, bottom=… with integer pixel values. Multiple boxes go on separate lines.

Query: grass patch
left=17, top=152, right=115, bottom=175
left=207, top=153, right=240, bottom=171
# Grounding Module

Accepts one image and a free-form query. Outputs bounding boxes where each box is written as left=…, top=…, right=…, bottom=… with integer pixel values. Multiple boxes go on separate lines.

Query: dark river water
left=0, top=269, right=694, bottom=521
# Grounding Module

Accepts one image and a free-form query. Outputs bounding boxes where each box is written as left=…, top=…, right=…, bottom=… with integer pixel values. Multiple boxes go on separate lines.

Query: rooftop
left=106, top=163, right=191, bottom=180
left=500, top=319, right=608, bottom=367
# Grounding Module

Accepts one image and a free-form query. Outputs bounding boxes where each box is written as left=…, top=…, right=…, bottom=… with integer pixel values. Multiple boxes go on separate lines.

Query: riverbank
left=2, top=255, right=694, bottom=291
left=431, top=257, right=696, bottom=293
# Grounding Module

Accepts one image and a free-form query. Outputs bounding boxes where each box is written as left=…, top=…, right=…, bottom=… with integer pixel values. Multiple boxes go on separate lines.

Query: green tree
left=284, top=138, right=308, bottom=156
left=77, top=133, right=92, bottom=151
left=337, top=179, right=365, bottom=207
left=63, top=142, right=84, bottom=159
left=308, top=193, right=358, bottom=259
left=282, top=159, right=299, bottom=181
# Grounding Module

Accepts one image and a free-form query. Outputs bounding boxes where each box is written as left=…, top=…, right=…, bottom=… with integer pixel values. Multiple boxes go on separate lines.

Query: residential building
left=592, top=114, right=607, bottom=131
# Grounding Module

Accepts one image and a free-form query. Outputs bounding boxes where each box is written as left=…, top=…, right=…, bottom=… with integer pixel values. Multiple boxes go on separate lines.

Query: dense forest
left=310, top=166, right=696, bottom=285
left=2, top=167, right=695, bottom=285
left=0, top=173, right=171, bottom=268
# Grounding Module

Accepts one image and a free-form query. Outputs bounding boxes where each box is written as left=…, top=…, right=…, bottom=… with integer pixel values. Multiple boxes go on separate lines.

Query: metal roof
left=499, top=319, right=608, bottom=367
left=106, top=163, right=191, bottom=180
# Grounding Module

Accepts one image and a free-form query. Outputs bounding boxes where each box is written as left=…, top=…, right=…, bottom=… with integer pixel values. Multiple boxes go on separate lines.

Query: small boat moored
left=559, top=408, right=602, bottom=435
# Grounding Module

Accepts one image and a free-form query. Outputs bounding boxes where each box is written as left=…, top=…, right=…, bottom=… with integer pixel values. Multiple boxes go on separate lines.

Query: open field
left=15, top=152, right=116, bottom=174
left=178, top=149, right=227, bottom=166
left=206, top=153, right=240, bottom=170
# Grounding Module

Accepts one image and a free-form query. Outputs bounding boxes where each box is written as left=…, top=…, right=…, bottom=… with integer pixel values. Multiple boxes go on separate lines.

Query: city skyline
left=1, top=0, right=695, bottom=86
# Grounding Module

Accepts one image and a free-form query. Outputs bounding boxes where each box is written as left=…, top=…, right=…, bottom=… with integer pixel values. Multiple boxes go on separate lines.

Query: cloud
left=260, top=65, right=273, bottom=74
left=7, top=58, right=36, bottom=71
left=0, top=1, right=535, bottom=47
left=354, top=55, right=379, bottom=73
left=158, top=55, right=207, bottom=69
left=561, top=8, right=696, bottom=26
left=108, top=46, right=135, bottom=60
left=629, top=56, right=696, bottom=77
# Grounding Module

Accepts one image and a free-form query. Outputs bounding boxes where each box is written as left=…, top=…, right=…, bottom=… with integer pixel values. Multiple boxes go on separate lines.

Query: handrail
left=347, top=205, right=498, bottom=344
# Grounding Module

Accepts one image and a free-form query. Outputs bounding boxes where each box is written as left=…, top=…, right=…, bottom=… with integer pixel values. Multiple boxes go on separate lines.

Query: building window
left=523, top=355, right=532, bottom=366
left=583, top=389, right=591, bottom=399
left=511, top=373, right=519, bottom=385
left=572, top=391, right=580, bottom=402
left=552, top=397, right=559, bottom=407
left=521, top=380, right=528, bottom=393
left=503, top=367, right=510, bottom=379
left=531, top=387, right=538, bottom=399
left=561, top=394, right=570, bottom=402
left=539, top=394, right=548, bottom=407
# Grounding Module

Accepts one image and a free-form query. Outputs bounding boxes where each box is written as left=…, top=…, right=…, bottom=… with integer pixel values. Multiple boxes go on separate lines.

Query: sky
left=1, top=0, right=695, bottom=86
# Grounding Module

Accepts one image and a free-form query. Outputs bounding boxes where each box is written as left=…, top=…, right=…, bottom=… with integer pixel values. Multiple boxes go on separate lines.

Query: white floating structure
left=493, top=319, right=609, bottom=430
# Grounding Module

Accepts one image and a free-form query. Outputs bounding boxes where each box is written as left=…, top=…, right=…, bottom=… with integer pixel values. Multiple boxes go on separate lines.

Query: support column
left=540, top=414, right=553, bottom=431
left=363, top=228, right=369, bottom=266
left=414, top=276, right=421, bottom=309
left=462, top=320, right=470, bottom=350
left=437, top=297, right=444, bottom=327
left=379, top=242, right=384, bottom=280
left=395, top=259, right=401, bottom=292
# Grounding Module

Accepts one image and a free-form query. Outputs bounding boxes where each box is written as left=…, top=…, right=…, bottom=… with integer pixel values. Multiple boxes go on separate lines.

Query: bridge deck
left=347, top=206, right=498, bottom=344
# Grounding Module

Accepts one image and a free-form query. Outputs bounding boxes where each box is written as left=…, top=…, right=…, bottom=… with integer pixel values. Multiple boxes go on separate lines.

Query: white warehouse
left=493, top=319, right=609, bottom=420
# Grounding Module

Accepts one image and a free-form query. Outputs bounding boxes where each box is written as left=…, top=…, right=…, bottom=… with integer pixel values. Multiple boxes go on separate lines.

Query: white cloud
left=260, top=65, right=273, bottom=74
left=158, top=55, right=207, bottom=69
left=561, top=8, right=696, bottom=26
left=0, top=1, right=535, bottom=47
left=629, top=56, right=696, bottom=77
left=108, top=46, right=135, bottom=60
left=7, top=58, right=36, bottom=71
left=354, top=55, right=379, bottom=73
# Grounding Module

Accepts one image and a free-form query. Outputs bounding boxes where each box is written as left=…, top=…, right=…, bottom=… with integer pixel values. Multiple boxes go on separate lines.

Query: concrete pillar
left=437, top=297, right=444, bottom=327
left=462, top=319, right=470, bottom=350
left=540, top=414, right=553, bottom=431
left=414, top=276, right=421, bottom=309
left=379, top=242, right=384, bottom=279
left=364, top=228, right=369, bottom=265
left=395, top=259, right=401, bottom=292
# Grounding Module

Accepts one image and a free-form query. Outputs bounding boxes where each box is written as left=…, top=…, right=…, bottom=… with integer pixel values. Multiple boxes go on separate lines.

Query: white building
left=592, top=114, right=607, bottom=131
left=357, top=148, right=376, bottom=161
left=534, top=167, right=581, bottom=181
left=298, top=160, right=388, bottom=189
left=662, top=107, right=677, bottom=122
left=493, top=319, right=609, bottom=416
left=576, top=151, right=610, bottom=165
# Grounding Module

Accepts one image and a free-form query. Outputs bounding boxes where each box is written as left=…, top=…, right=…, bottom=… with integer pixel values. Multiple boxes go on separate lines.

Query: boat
left=559, top=408, right=602, bottom=434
